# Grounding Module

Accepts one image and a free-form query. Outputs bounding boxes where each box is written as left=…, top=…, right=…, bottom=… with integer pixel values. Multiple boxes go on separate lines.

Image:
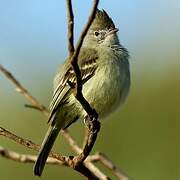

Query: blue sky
left=0, top=0, right=180, bottom=83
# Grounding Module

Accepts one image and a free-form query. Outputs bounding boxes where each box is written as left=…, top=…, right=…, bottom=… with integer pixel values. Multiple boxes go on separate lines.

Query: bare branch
left=66, top=0, right=75, bottom=57
left=62, top=129, right=111, bottom=179
left=24, top=104, right=43, bottom=111
left=0, top=126, right=67, bottom=163
left=70, top=0, right=99, bottom=118
left=0, top=124, right=106, bottom=179
left=0, top=126, right=108, bottom=179
left=0, top=125, right=106, bottom=179
left=98, top=153, right=129, bottom=180
left=67, top=0, right=100, bottom=168
left=0, top=64, right=49, bottom=116
left=62, top=130, right=82, bottom=154
left=0, top=146, right=66, bottom=166
left=88, top=153, right=130, bottom=180
left=0, top=127, right=40, bottom=152
left=85, top=162, right=110, bottom=180
left=0, top=146, right=109, bottom=180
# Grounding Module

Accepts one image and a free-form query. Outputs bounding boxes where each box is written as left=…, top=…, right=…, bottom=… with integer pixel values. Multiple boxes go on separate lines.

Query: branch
left=0, top=146, right=66, bottom=166
left=0, top=65, right=49, bottom=116
left=66, top=0, right=75, bottom=57
left=70, top=0, right=99, bottom=118
left=0, top=125, right=108, bottom=179
left=0, top=126, right=67, bottom=163
left=62, top=130, right=110, bottom=180
left=0, top=146, right=108, bottom=180
left=66, top=0, right=100, bottom=168
left=88, top=153, right=129, bottom=180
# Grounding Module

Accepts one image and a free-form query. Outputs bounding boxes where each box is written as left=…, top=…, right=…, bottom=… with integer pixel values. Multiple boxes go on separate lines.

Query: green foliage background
left=1, top=52, right=180, bottom=180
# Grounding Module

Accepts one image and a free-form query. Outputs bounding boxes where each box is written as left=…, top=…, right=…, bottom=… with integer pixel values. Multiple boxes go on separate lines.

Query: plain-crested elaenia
left=34, top=9, right=130, bottom=176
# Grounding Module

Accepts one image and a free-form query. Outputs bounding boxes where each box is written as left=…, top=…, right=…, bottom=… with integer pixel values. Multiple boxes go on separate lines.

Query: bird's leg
left=83, top=110, right=100, bottom=134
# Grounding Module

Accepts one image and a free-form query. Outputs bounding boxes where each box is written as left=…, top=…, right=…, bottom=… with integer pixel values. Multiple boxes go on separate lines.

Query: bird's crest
left=90, top=9, right=115, bottom=30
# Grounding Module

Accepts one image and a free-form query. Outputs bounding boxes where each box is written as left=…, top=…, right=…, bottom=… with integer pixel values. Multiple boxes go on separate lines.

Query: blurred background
left=0, top=0, right=180, bottom=180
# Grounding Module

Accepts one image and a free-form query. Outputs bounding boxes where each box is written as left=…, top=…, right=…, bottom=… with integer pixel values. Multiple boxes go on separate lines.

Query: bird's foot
left=83, top=110, right=100, bottom=134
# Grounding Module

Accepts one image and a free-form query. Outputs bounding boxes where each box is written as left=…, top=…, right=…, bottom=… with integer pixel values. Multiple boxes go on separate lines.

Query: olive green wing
left=48, top=48, right=98, bottom=122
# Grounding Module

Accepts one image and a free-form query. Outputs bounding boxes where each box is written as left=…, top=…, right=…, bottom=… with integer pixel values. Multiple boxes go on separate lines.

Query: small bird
left=34, top=9, right=130, bottom=176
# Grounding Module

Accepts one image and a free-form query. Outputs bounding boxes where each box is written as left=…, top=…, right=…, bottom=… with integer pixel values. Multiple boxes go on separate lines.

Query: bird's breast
left=83, top=55, right=130, bottom=119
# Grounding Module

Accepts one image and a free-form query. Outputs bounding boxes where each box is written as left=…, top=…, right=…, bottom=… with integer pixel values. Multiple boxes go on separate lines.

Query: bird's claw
left=83, top=113, right=100, bottom=134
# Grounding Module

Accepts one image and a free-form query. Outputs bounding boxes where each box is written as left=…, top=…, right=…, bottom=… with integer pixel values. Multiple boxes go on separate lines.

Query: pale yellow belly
left=83, top=60, right=129, bottom=119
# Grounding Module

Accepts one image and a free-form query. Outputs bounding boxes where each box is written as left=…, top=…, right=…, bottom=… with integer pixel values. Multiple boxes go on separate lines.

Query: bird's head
left=83, top=9, right=120, bottom=48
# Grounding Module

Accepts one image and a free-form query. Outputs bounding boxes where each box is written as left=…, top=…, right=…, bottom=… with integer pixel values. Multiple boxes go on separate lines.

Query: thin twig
left=66, top=0, right=75, bottom=57
left=98, top=153, right=129, bottom=180
left=88, top=153, right=129, bottom=180
left=62, top=130, right=82, bottom=154
left=0, top=146, right=66, bottom=165
left=24, top=104, right=42, bottom=111
left=0, top=65, right=49, bottom=117
left=85, top=162, right=110, bottom=180
left=0, top=126, right=40, bottom=151
left=70, top=0, right=99, bottom=118
left=0, top=126, right=67, bottom=162
left=67, top=0, right=100, bottom=167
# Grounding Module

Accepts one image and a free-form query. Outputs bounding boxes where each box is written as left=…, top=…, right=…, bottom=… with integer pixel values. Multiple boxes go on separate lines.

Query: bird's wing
left=48, top=48, right=98, bottom=123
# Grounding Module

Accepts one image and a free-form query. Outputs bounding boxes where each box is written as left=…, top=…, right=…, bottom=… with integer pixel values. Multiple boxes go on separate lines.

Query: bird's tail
left=34, top=123, right=61, bottom=176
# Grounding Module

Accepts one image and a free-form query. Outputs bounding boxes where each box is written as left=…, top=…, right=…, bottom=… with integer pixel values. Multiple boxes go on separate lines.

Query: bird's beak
left=106, top=28, right=119, bottom=36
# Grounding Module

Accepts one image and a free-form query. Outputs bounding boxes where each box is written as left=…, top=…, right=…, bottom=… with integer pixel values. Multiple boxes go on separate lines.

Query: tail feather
left=34, top=124, right=60, bottom=176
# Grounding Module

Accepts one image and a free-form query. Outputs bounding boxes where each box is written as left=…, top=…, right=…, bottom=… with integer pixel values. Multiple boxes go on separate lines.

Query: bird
left=34, top=9, right=130, bottom=176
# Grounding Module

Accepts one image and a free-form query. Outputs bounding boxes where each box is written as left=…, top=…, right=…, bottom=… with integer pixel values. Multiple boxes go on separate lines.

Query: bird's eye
left=94, top=31, right=99, bottom=36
